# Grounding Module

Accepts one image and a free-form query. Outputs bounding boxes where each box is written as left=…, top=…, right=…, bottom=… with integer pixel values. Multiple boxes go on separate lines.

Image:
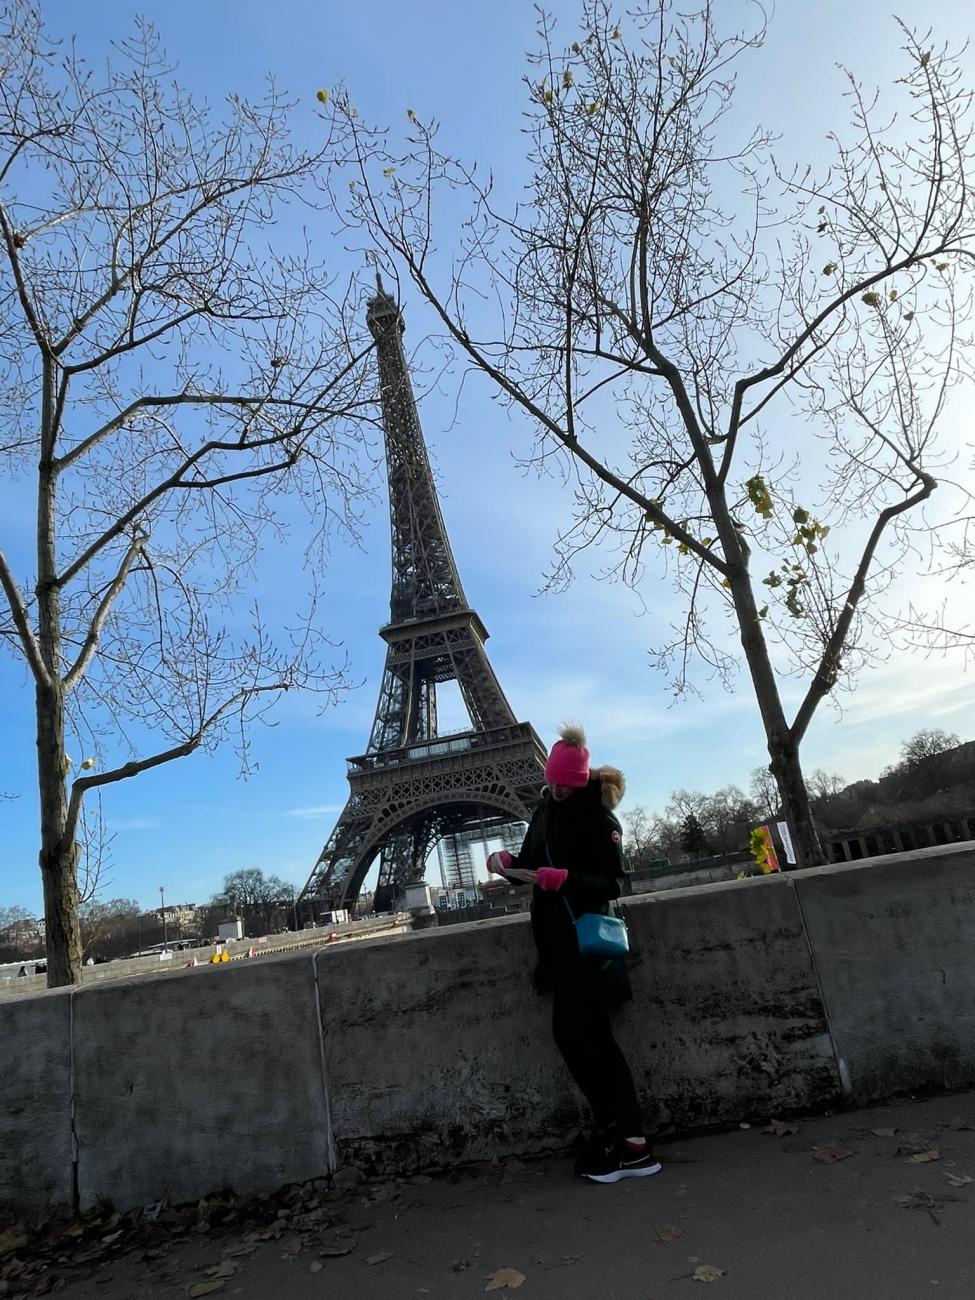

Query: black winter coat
left=510, top=772, right=630, bottom=999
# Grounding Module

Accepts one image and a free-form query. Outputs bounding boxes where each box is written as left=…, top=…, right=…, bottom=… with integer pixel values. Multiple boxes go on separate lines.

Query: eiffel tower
left=298, top=280, right=546, bottom=914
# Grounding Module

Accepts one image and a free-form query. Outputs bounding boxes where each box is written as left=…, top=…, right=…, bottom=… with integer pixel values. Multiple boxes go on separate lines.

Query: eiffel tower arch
left=298, top=281, right=546, bottom=914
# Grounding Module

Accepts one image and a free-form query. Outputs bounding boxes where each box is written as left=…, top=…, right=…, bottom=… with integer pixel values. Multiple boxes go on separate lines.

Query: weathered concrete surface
left=316, top=918, right=579, bottom=1173
left=617, top=875, right=839, bottom=1129
left=0, top=989, right=74, bottom=1219
left=320, top=875, right=840, bottom=1172
left=794, top=843, right=975, bottom=1102
left=8, top=847, right=975, bottom=1221
left=71, top=952, right=333, bottom=1213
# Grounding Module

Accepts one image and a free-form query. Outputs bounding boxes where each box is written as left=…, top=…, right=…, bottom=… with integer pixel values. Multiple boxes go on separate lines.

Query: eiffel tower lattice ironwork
left=298, top=281, right=546, bottom=913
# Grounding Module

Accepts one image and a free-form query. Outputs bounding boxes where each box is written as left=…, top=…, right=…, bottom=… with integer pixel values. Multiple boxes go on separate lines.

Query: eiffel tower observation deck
left=298, top=280, right=546, bottom=914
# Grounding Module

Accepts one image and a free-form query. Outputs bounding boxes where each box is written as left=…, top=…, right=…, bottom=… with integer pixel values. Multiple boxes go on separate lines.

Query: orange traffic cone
left=185, top=956, right=198, bottom=968
left=247, top=946, right=255, bottom=958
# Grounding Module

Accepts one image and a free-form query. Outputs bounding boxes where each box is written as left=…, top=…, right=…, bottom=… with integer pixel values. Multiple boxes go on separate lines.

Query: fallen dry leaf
left=309, top=1260, right=323, bottom=1273
left=655, top=1225, right=683, bottom=1244
left=870, top=1127, right=898, bottom=1138
left=318, top=1242, right=354, bottom=1258
left=813, top=1146, right=854, bottom=1164
left=764, top=1119, right=799, bottom=1138
left=0, top=1233, right=28, bottom=1257
left=204, top=1260, right=237, bottom=1279
left=188, top=1282, right=226, bottom=1298
left=945, top=1172, right=973, bottom=1187
left=692, top=1264, right=726, bottom=1282
left=907, top=1149, right=940, bottom=1164
left=485, top=1266, right=527, bottom=1291
left=365, top=1250, right=394, bottom=1266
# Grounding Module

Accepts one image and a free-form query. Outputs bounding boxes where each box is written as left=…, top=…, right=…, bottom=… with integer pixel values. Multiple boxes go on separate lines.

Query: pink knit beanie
left=544, top=723, right=590, bottom=787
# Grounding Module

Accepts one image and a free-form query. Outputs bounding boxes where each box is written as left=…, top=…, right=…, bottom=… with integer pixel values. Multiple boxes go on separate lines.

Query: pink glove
left=535, top=867, right=569, bottom=892
left=486, top=850, right=513, bottom=875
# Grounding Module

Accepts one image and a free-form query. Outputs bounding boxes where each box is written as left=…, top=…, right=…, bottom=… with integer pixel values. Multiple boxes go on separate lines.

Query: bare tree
left=749, top=766, right=780, bottom=821
left=621, top=803, right=668, bottom=866
left=322, top=0, right=975, bottom=867
left=805, top=769, right=847, bottom=803
left=899, top=728, right=961, bottom=767
left=0, top=5, right=375, bottom=986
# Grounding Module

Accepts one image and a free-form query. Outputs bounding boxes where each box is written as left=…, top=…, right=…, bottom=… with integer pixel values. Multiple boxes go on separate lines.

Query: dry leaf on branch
left=485, top=1266, right=527, bottom=1291
left=692, top=1264, right=726, bottom=1282
left=907, top=1149, right=940, bottom=1164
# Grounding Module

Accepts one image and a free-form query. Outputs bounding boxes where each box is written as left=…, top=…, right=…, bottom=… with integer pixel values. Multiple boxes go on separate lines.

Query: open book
left=500, top=867, right=538, bottom=885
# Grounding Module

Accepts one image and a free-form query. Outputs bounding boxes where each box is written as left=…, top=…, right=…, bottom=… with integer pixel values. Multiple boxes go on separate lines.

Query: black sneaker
left=577, top=1138, right=662, bottom=1183
left=573, top=1128, right=616, bottom=1179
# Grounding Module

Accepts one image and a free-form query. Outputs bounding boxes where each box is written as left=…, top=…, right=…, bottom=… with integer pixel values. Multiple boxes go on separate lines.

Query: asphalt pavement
left=37, top=1092, right=975, bottom=1300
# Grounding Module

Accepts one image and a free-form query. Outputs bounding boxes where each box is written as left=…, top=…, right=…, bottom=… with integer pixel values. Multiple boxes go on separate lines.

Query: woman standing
left=488, top=724, right=660, bottom=1183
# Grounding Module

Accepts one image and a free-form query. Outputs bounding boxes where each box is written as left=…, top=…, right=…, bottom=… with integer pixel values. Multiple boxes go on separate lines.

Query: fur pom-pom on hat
left=545, top=721, right=590, bottom=787
left=556, top=722, right=587, bottom=749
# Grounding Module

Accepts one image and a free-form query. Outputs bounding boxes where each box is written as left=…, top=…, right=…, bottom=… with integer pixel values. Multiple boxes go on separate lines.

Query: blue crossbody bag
left=563, top=897, right=630, bottom=958
left=546, top=841, right=630, bottom=958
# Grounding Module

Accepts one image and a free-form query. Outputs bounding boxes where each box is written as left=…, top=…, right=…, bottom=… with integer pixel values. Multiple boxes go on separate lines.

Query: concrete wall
left=792, top=844, right=975, bottom=1100
left=0, top=991, right=74, bottom=1215
left=72, top=953, right=333, bottom=1213
left=629, top=856, right=754, bottom=893
left=0, top=915, right=411, bottom=1001
left=3, top=843, right=975, bottom=1222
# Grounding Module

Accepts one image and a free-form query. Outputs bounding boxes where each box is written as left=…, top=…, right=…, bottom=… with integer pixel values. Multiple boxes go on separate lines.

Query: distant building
left=159, top=903, right=200, bottom=936
left=0, top=916, right=45, bottom=948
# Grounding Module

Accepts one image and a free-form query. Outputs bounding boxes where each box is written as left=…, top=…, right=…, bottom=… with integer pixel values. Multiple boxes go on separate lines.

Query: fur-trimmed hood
left=593, top=765, right=625, bottom=810
left=542, top=765, right=625, bottom=810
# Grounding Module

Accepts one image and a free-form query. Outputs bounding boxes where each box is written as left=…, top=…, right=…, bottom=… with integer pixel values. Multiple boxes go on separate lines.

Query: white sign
left=776, top=821, right=796, bottom=865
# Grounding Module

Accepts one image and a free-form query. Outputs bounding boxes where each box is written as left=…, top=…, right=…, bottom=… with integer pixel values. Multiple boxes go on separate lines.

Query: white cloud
left=284, top=803, right=344, bottom=819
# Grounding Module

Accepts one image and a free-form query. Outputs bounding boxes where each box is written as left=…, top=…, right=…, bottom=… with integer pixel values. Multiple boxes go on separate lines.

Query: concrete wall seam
left=785, top=875, right=851, bottom=1100
left=311, top=951, right=337, bottom=1176
left=68, top=986, right=80, bottom=1217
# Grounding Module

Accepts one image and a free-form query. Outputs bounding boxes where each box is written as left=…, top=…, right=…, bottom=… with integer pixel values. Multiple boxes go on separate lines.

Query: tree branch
left=0, top=548, right=52, bottom=688
left=63, top=533, right=147, bottom=691
left=0, top=203, right=51, bottom=354
left=60, top=681, right=290, bottom=854
left=790, top=470, right=937, bottom=745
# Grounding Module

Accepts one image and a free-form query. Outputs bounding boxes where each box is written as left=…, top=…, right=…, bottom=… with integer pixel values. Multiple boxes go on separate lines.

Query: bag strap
left=546, top=837, right=578, bottom=925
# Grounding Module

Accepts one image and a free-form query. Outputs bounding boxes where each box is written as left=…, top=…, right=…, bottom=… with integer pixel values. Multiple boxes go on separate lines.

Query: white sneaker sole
left=583, top=1161, right=663, bottom=1183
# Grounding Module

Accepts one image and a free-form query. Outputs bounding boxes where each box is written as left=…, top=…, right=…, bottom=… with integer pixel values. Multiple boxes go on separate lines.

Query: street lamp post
left=159, top=885, right=168, bottom=950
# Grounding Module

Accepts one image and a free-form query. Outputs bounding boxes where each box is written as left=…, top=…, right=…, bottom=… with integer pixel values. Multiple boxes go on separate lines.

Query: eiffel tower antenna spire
left=298, top=288, right=546, bottom=914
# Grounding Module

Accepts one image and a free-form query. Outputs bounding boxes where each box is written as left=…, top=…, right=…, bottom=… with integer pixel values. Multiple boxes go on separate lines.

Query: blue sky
left=2, top=0, right=973, bottom=914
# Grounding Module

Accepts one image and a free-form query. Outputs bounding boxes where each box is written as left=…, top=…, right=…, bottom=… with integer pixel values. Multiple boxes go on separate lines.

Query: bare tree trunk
left=719, top=521, right=825, bottom=868
left=768, top=735, right=822, bottom=869
left=37, top=679, right=81, bottom=986
left=36, top=359, right=83, bottom=987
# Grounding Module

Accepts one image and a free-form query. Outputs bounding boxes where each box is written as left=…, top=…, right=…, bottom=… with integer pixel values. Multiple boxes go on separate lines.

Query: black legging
left=549, top=959, right=643, bottom=1136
